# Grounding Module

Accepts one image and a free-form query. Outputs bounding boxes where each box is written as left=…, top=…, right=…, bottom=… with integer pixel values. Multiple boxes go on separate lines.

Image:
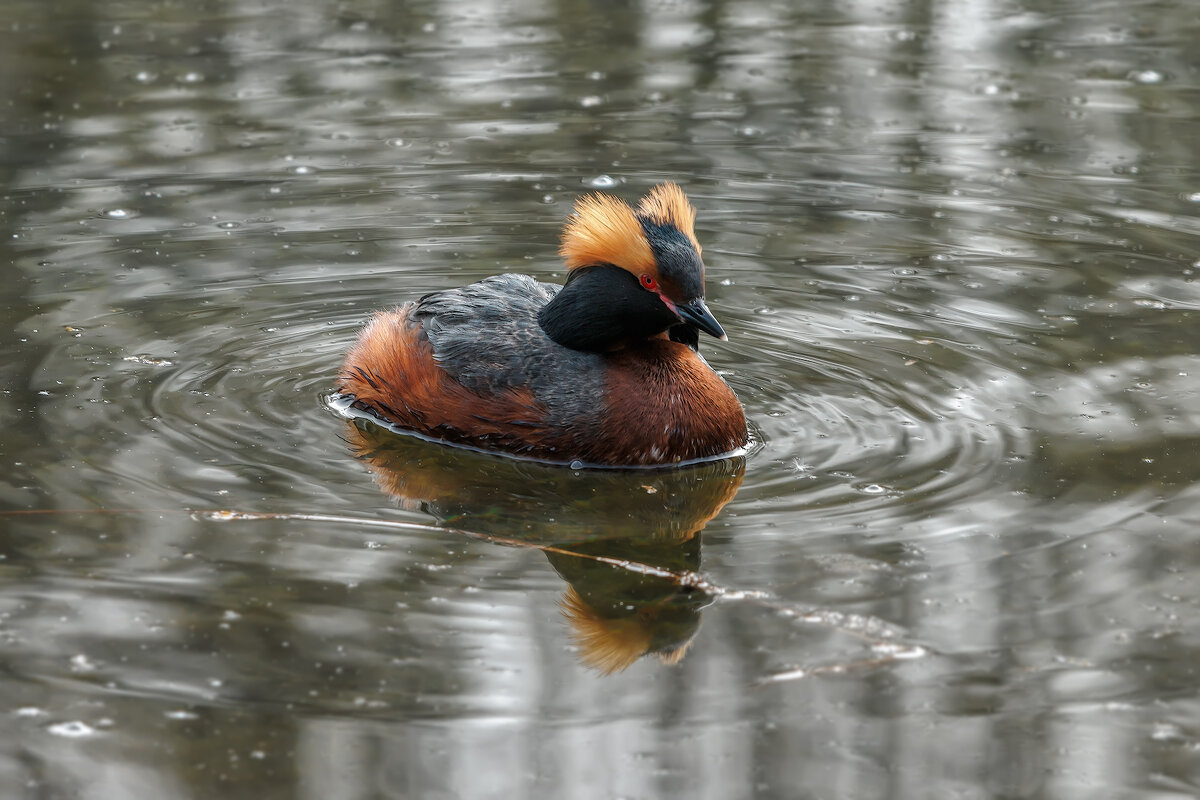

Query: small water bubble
left=15, top=707, right=45, bottom=718
left=133, top=71, right=157, bottom=83
left=69, top=654, right=97, bottom=672
left=101, top=208, right=133, bottom=219
left=1150, top=722, right=1185, bottom=742
left=1129, top=69, right=1164, bottom=85
left=216, top=221, right=241, bottom=230
left=587, top=71, right=606, bottom=81
left=540, top=194, right=554, bottom=204
left=585, top=175, right=618, bottom=188
left=569, top=460, right=585, bottom=469
left=289, top=165, right=317, bottom=175
left=48, top=721, right=96, bottom=738
left=179, top=71, right=205, bottom=84
left=365, top=540, right=384, bottom=550
left=1185, top=192, right=1200, bottom=203
left=858, top=483, right=888, bottom=495
left=385, top=137, right=406, bottom=148
left=165, top=709, right=199, bottom=720
left=579, top=95, right=603, bottom=108
left=122, top=355, right=174, bottom=367
left=1133, top=299, right=1166, bottom=309
left=871, top=642, right=926, bottom=659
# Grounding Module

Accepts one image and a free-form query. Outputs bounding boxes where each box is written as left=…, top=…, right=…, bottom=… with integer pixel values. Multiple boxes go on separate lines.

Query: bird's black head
left=543, top=182, right=727, bottom=351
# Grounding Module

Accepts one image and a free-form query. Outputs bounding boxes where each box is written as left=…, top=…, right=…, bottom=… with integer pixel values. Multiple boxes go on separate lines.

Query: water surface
left=3, top=0, right=1200, bottom=797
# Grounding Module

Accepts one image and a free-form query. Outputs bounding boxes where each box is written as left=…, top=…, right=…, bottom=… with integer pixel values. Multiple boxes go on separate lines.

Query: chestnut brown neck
left=592, top=341, right=748, bottom=465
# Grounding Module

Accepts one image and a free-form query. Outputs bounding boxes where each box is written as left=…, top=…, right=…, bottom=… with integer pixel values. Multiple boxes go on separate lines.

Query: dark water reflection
left=3, top=0, right=1200, bottom=797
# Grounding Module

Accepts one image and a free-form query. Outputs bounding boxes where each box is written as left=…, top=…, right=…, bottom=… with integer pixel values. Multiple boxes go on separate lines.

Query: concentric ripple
left=715, top=296, right=1035, bottom=536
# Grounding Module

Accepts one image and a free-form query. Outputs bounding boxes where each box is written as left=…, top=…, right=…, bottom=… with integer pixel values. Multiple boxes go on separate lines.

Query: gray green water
left=3, top=1, right=1200, bottom=797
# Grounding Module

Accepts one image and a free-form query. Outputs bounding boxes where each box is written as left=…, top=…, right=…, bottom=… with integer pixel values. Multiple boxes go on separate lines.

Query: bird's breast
left=591, top=342, right=747, bottom=465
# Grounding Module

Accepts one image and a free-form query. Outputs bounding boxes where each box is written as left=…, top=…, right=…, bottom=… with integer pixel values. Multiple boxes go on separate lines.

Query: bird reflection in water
left=343, top=418, right=745, bottom=674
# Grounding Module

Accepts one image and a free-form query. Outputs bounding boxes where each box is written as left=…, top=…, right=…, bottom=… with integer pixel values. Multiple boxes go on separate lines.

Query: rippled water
left=3, top=0, right=1200, bottom=797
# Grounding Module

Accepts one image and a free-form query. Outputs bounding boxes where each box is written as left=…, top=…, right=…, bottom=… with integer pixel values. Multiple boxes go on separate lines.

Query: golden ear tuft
left=559, top=193, right=655, bottom=274
left=636, top=182, right=701, bottom=254
left=560, top=587, right=652, bottom=675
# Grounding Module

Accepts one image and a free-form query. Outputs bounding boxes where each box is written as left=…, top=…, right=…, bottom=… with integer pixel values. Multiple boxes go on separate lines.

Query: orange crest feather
left=560, top=182, right=702, bottom=273
left=637, top=182, right=701, bottom=254
left=560, top=192, right=655, bottom=273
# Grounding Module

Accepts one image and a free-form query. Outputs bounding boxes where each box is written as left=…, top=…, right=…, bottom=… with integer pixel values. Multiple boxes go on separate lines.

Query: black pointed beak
left=675, top=298, right=728, bottom=341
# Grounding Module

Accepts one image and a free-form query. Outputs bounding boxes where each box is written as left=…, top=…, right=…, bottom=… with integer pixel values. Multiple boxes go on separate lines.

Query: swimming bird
left=336, top=182, right=747, bottom=466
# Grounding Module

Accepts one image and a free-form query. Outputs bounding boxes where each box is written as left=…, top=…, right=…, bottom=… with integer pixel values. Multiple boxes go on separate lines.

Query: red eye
left=639, top=274, right=659, bottom=291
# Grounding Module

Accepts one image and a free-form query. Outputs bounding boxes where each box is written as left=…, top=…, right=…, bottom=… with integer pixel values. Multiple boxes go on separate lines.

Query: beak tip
left=675, top=297, right=729, bottom=342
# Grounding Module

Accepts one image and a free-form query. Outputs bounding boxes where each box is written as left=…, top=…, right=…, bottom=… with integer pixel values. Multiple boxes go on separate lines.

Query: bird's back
left=417, top=275, right=602, bottom=403
left=339, top=274, right=606, bottom=460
